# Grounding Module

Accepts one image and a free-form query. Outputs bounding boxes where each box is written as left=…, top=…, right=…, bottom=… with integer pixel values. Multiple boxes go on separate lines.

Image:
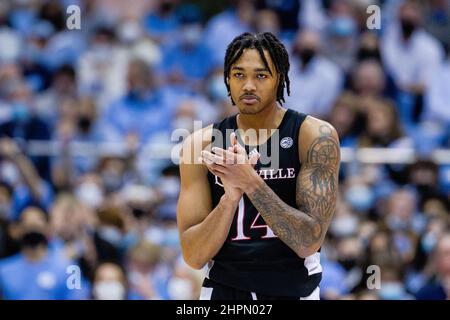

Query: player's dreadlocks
left=224, top=32, right=291, bottom=105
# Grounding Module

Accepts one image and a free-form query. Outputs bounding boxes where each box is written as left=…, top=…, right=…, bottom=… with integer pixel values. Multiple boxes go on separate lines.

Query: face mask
left=102, top=172, right=123, bottom=193
left=118, top=21, right=141, bottom=43
left=75, top=182, right=103, bottom=208
left=208, top=76, right=228, bottom=102
left=338, top=258, right=357, bottom=271
left=345, top=184, right=375, bottom=212
left=181, top=25, right=202, bottom=46
left=93, top=281, right=126, bottom=300
left=379, top=282, right=405, bottom=300
left=421, top=232, right=437, bottom=254
left=168, top=277, right=194, bottom=300
left=330, top=215, right=358, bottom=237
left=386, top=214, right=409, bottom=232
left=160, top=1, right=174, bottom=13
left=78, top=116, right=92, bottom=133
left=98, top=226, right=123, bottom=247
left=92, top=44, right=111, bottom=61
left=1, top=162, right=21, bottom=186
left=131, top=207, right=147, bottom=219
left=357, top=48, right=381, bottom=62
left=298, top=49, right=316, bottom=67
left=330, top=16, right=356, bottom=37
left=20, top=231, right=48, bottom=249
left=400, top=19, right=416, bottom=39
left=159, top=176, right=180, bottom=199
left=12, top=102, right=30, bottom=123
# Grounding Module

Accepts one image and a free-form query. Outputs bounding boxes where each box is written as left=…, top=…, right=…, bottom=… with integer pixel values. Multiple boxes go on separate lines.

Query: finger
left=212, top=147, right=237, bottom=164
left=230, top=134, right=247, bottom=156
left=249, top=151, right=260, bottom=167
left=203, top=161, right=227, bottom=175
left=201, top=150, right=226, bottom=165
left=230, top=132, right=237, bottom=147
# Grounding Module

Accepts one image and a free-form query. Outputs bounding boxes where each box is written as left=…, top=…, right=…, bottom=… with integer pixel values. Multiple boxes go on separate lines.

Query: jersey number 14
left=232, top=197, right=278, bottom=241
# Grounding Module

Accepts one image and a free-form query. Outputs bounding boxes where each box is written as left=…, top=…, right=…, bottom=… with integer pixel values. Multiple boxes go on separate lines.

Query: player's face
left=228, top=49, right=279, bottom=114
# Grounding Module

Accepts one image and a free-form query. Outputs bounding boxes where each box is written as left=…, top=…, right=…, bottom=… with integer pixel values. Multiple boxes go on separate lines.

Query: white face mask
left=93, top=281, right=126, bottom=300
left=75, top=182, right=103, bottom=208
left=118, top=21, right=142, bottom=43
left=330, top=215, right=359, bottom=237
left=168, top=277, right=194, bottom=300
left=1, top=161, right=20, bottom=186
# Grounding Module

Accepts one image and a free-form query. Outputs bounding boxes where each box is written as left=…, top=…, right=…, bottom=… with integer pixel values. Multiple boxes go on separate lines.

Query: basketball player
left=177, top=32, right=340, bottom=300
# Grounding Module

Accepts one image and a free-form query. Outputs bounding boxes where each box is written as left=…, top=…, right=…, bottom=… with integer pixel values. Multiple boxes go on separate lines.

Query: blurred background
left=0, top=0, right=449, bottom=300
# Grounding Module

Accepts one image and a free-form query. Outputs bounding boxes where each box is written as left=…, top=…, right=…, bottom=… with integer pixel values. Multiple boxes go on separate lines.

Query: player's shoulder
left=180, top=124, right=214, bottom=164
left=298, top=115, right=340, bottom=150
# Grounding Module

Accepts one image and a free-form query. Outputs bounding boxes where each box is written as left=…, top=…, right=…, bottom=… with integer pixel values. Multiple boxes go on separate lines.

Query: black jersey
left=206, top=108, right=322, bottom=297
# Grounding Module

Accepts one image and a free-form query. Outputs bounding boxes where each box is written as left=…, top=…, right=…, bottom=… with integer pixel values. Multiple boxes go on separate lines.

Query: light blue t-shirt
left=0, top=249, right=90, bottom=300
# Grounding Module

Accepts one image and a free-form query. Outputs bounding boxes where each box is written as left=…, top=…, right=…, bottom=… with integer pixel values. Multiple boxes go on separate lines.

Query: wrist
left=244, top=169, right=264, bottom=196
left=220, top=193, right=241, bottom=210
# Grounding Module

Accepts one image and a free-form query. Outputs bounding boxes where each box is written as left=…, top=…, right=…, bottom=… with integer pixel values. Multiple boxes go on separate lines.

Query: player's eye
left=233, top=73, right=244, bottom=78
left=257, top=74, right=268, bottom=79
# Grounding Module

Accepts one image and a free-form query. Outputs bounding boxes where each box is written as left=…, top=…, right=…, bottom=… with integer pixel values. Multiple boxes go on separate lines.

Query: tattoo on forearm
left=248, top=125, right=339, bottom=255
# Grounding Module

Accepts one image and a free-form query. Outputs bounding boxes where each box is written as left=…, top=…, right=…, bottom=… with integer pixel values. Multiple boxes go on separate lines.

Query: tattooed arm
left=246, top=118, right=340, bottom=258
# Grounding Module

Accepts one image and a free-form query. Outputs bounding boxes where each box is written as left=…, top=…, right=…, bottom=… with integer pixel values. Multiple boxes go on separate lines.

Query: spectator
left=358, top=97, right=412, bottom=148
left=98, top=58, right=177, bottom=145
left=323, top=0, right=359, bottom=73
left=423, top=47, right=450, bottom=125
left=204, top=0, right=254, bottom=66
left=126, top=240, right=169, bottom=300
left=143, top=0, right=180, bottom=45
left=158, top=5, right=214, bottom=91
left=0, top=206, right=89, bottom=299
left=77, top=25, right=129, bottom=110
left=0, top=81, right=52, bottom=181
left=0, top=138, right=54, bottom=221
left=350, top=60, right=386, bottom=99
left=285, top=29, right=343, bottom=118
left=382, top=0, right=445, bottom=124
left=328, top=92, right=364, bottom=147
left=92, top=262, right=128, bottom=300
left=416, top=232, right=450, bottom=299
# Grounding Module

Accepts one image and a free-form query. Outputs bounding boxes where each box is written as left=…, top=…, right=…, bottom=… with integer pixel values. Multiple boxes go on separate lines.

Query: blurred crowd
left=0, top=0, right=449, bottom=300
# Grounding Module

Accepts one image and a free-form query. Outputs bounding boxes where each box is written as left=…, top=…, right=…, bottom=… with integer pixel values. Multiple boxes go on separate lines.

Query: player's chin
left=237, top=102, right=263, bottom=114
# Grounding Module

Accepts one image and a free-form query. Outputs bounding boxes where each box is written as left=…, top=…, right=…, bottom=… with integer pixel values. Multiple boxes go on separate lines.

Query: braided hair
left=224, top=32, right=291, bottom=105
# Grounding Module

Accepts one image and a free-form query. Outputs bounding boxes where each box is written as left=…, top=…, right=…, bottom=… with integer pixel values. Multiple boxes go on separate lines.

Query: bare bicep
left=296, top=119, right=340, bottom=224
left=177, top=126, right=214, bottom=233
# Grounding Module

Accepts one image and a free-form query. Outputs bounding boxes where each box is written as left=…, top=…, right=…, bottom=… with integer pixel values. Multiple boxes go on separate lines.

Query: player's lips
left=240, top=94, right=260, bottom=104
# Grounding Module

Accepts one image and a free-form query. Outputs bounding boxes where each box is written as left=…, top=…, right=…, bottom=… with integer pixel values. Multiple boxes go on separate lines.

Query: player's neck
left=237, top=104, right=285, bottom=132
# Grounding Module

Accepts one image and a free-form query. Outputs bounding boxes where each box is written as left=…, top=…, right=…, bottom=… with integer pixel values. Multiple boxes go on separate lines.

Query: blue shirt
left=143, top=12, right=179, bottom=44
left=98, top=88, right=177, bottom=144
left=159, top=42, right=214, bottom=82
left=0, top=249, right=90, bottom=300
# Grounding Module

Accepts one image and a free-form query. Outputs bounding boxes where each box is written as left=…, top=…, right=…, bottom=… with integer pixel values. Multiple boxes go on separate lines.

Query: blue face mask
left=12, top=102, right=30, bottom=123
left=330, top=16, right=357, bottom=37
left=421, top=233, right=438, bottom=254
left=379, top=282, right=406, bottom=300
left=345, top=184, right=375, bottom=212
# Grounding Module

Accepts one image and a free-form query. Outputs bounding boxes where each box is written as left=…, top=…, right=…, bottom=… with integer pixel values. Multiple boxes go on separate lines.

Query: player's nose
left=242, top=78, right=256, bottom=92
